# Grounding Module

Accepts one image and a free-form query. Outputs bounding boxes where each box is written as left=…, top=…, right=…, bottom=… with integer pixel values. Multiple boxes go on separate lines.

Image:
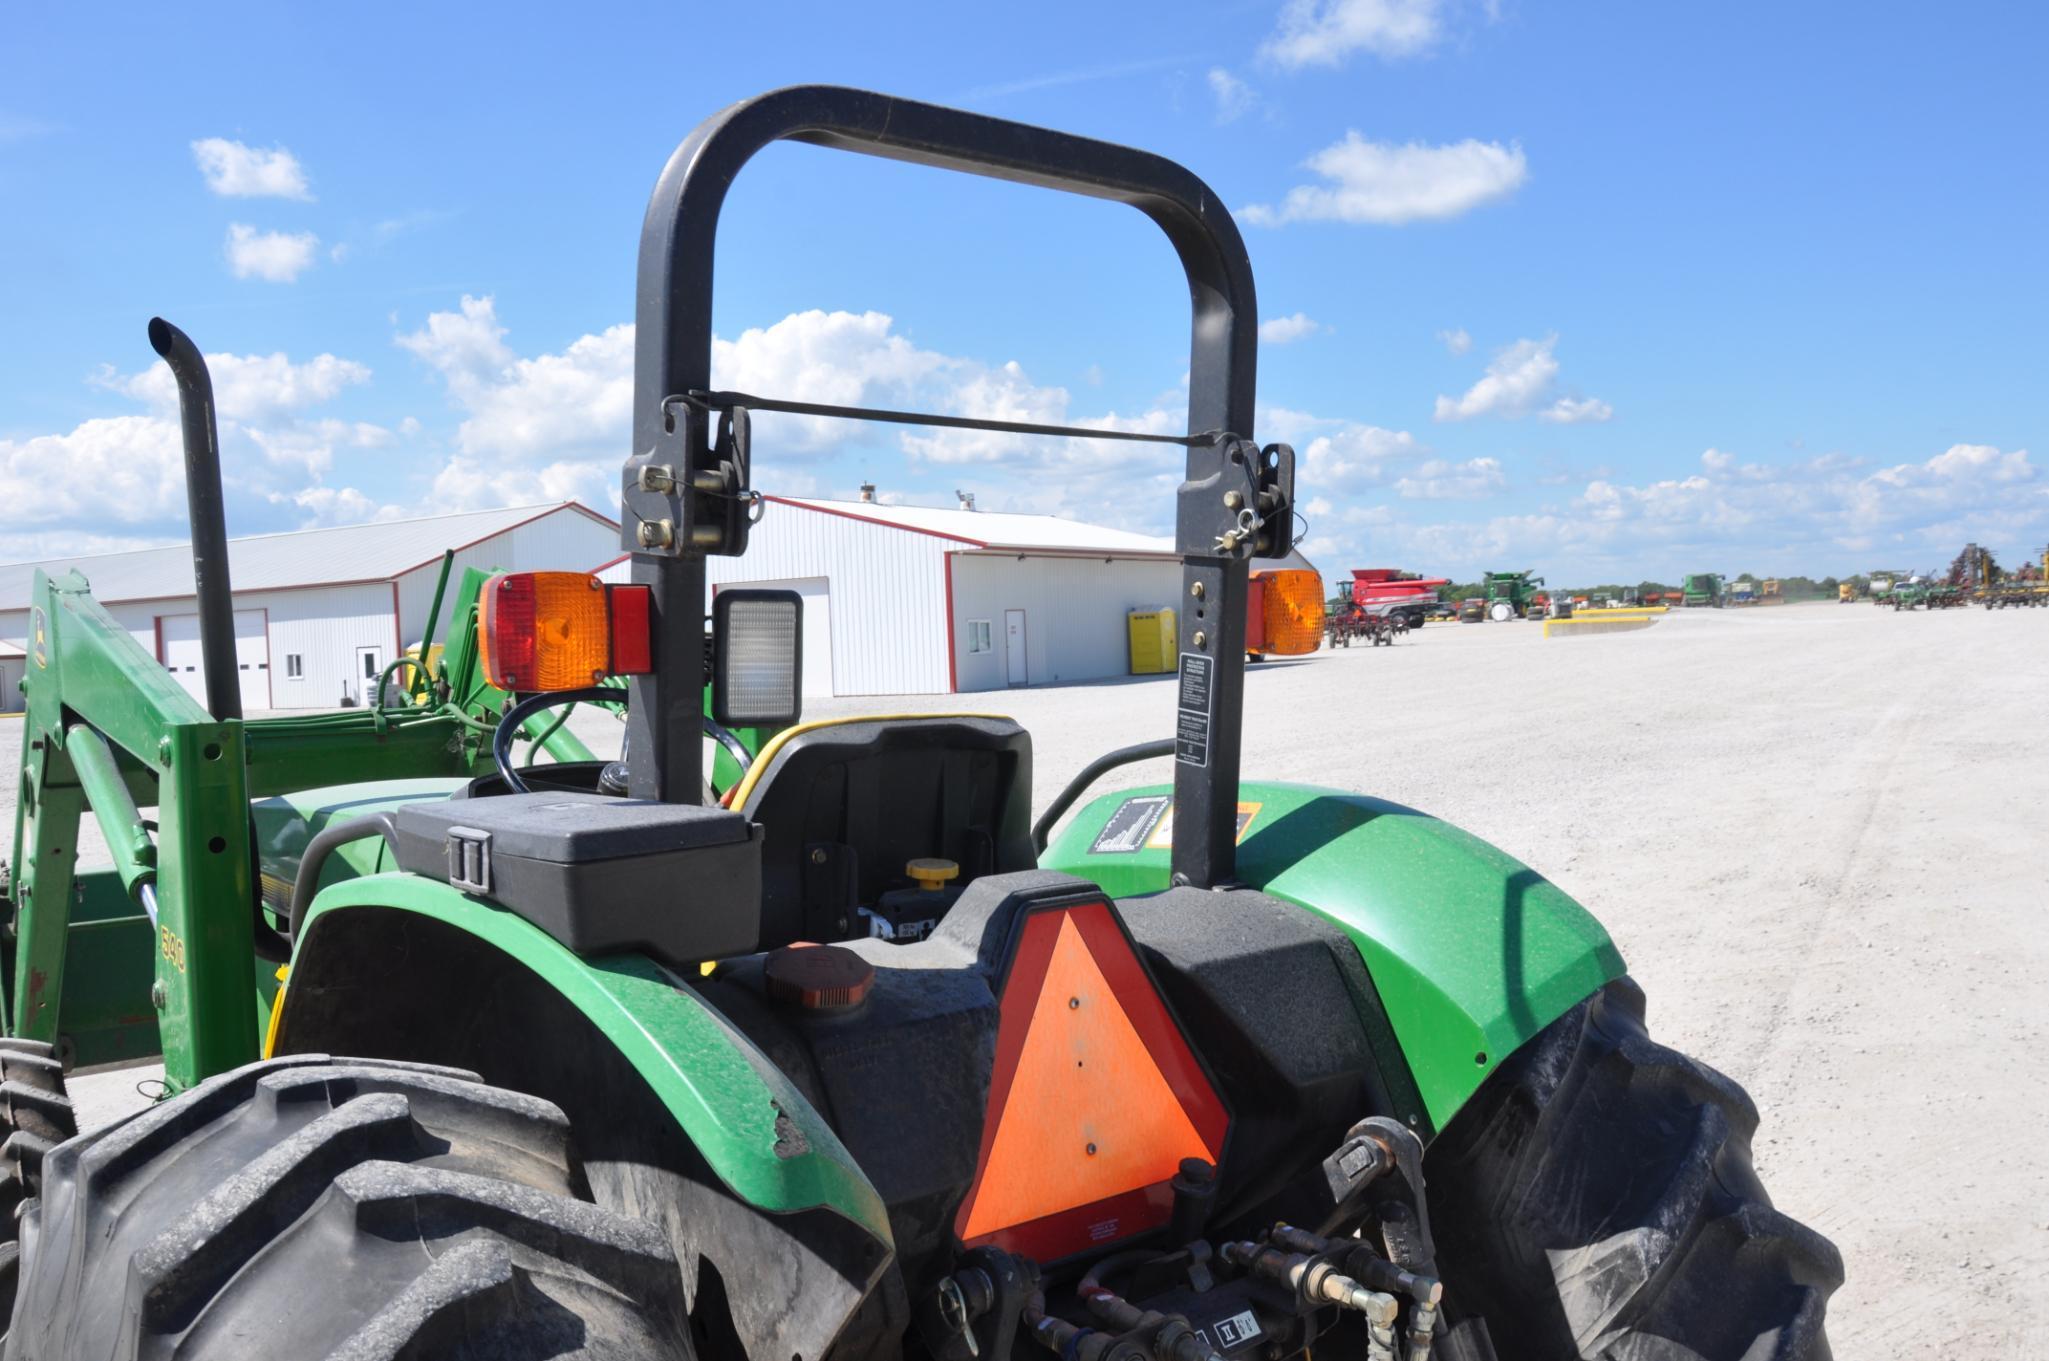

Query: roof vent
left=956, top=490, right=976, bottom=512
left=859, top=482, right=877, bottom=503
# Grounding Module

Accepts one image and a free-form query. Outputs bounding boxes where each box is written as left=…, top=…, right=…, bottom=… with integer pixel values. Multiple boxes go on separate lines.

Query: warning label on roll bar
left=1174, top=652, right=1212, bottom=767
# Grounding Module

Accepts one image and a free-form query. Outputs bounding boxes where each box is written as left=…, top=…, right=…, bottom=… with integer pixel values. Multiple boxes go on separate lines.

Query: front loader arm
left=3, top=565, right=585, bottom=1088
left=6, top=570, right=259, bottom=1083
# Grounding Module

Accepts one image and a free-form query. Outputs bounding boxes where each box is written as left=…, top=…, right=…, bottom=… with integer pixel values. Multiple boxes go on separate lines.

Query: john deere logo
left=30, top=606, right=47, bottom=669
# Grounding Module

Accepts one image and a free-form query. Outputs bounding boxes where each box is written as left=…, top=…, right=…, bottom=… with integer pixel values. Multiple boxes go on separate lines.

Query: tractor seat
left=734, top=716, right=1035, bottom=948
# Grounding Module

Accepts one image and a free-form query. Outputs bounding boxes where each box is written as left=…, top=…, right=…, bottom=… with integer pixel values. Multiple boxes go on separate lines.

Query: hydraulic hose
left=491, top=688, right=630, bottom=793
left=492, top=689, right=751, bottom=797
left=1032, top=738, right=1175, bottom=853
left=286, top=812, right=400, bottom=938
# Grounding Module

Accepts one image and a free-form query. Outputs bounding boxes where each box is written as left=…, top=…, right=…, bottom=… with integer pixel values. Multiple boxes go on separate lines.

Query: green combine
left=1, top=87, right=1838, bottom=1360
left=1680, top=573, right=1725, bottom=607
left=1479, top=571, right=1543, bottom=622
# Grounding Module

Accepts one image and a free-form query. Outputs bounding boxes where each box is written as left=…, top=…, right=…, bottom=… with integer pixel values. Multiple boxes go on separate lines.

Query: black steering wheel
left=491, top=687, right=752, bottom=801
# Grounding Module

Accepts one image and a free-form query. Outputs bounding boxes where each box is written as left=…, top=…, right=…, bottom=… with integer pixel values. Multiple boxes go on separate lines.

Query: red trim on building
left=955, top=547, right=1180, bottom=563
left=56, top=576, right=396, bottom=611
left=389, top=501, right=620, bottom=578
left=153, top=615, right=164, bottom=665
left=765, top=496, right=988, bottom=547
left=944, top=553, right=959, bottom=693
left=390, top=581, right=403, bottom=657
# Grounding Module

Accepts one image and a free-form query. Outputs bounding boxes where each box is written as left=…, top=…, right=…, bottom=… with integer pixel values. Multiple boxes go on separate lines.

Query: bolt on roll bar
left=624, top=85, right=1292, bottom=889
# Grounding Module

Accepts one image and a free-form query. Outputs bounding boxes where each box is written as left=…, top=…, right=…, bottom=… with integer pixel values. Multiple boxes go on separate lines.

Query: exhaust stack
left=148, top=317, right=241, bottom=722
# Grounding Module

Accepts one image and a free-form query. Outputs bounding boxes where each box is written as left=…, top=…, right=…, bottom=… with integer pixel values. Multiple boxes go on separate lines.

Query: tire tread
left=1424, top=978, right=1842, bottom=1361
left=8, top=1056, right=691, bottom=1360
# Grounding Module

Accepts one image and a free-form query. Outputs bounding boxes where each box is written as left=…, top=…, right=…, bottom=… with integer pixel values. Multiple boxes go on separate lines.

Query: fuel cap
left=764, top=944, right=875, bottom=1012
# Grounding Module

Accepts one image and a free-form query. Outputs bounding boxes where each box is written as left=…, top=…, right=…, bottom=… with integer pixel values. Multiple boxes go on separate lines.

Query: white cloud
left=1241, top=133, right=1527, bottom=227
left=900, top=360, right=1071, bottom=465
left=395, top=299, right=1182, bottom=502
left=225, top=224, right=319, bottom=282
left=277, top=485, right=410, bottom=527
left=428, top=457, right=615, bottom=514
left=1259, top=313, right=1326, bottom=344
left=1207, top=67, right=1257, bottom=123
left=1302, top=431, right=2046, bottom=587
left=3, top=345, right=390, bottom=542
left=0, top=416, right=186, bottom=528
left=715, top=309, right=948, bottom=452
left=1437, top=327, right=1472, bottom=355
left=1300, top=422, right=1423, bottom=489
left=1875, top=442, right=2033, bottom=487
left=1569, top=444, right=2037, bottom=567
left=111, top=349, right=370, bottom=425
left=190, top=138, right=312, bottom=200
left=396, top=293, right=515, bottom=388
left=1397, top=456, right=1505, bottom=500
left=1539, top=396, right=1614, bottom=425
left=1434, top=335, right=1558, bottom=420
left=1434, top=334, right=1611, bottom=424
left=244, top=419, right=391, bottom=477
left=1262, top=0, right=1446, bottom=67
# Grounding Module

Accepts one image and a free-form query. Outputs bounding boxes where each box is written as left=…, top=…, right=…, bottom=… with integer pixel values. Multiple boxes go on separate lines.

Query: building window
left=285, top=654, right=303, bottom=679
left=967, top=620, right=993, bottom=654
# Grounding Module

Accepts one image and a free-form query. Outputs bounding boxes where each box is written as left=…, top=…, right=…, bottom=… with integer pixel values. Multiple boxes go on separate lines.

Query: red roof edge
left=767, top=495, right=989, bottom=547
left=391, top=502, right=620, bottom=579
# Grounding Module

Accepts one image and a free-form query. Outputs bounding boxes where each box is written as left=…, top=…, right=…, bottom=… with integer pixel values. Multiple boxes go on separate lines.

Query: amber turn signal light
left=1247, top=568, right=1326, bottom=656
left=478, top=571, right=653, bottom=692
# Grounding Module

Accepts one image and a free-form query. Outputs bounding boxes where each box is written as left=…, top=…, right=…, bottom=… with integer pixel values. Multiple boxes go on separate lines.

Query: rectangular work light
left=712, top=588, right=803, bottom=728
left=478, top=571, right=653, bottom=692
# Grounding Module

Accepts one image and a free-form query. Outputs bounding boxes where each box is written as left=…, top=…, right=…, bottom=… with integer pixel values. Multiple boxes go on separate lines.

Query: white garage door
left=160, top=610, right=271, bottom=712
left=717, top=577, right=834, bottom=699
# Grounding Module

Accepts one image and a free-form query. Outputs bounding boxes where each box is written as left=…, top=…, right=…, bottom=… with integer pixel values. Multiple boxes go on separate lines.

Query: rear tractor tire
left=1424, top=978, right=1841, bottom=1360
left=5, top=1055, right=696, bottom=1360
left=1, top=1038, right=76, bottom=1323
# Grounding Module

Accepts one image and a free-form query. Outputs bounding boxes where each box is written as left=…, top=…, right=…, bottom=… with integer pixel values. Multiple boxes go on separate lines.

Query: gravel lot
left=13, top=601, right=2047, bottom=1357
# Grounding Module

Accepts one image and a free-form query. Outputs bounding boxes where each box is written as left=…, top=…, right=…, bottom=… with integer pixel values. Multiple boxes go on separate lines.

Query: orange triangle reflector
left=955, top=899, right=1228, bottom=1260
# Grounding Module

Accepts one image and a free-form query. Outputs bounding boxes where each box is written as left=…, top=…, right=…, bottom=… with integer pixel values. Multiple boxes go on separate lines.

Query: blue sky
left=3, top=1, right=2044, bottom=587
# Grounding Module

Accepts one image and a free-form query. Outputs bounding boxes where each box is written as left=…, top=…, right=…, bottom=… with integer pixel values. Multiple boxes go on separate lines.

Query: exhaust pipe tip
left=147, top=315, right=179, bottom=360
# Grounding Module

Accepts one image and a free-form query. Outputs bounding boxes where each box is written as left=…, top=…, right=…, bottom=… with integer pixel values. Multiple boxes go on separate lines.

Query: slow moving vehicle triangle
left=958, top=903, right=1222, bottom=1254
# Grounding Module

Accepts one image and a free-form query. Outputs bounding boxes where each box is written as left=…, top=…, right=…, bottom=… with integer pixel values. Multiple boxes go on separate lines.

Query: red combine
left=1351, top=568, right=1450, bottom=630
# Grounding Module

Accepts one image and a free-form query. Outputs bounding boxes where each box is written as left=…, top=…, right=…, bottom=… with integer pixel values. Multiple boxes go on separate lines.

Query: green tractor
left=1, top=88, right=1838, bottom=1360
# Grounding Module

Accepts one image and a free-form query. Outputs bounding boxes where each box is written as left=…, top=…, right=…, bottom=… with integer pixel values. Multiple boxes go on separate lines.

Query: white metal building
left=0, top=642, right=23, bottom=714
left=601, top=494, right=1310, bottom=698
left=0, top=502, right=619, bottom=713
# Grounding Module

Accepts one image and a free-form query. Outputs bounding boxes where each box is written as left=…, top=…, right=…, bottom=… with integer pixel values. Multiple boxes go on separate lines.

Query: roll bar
left=622, top=85, right=1290, bottom=888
